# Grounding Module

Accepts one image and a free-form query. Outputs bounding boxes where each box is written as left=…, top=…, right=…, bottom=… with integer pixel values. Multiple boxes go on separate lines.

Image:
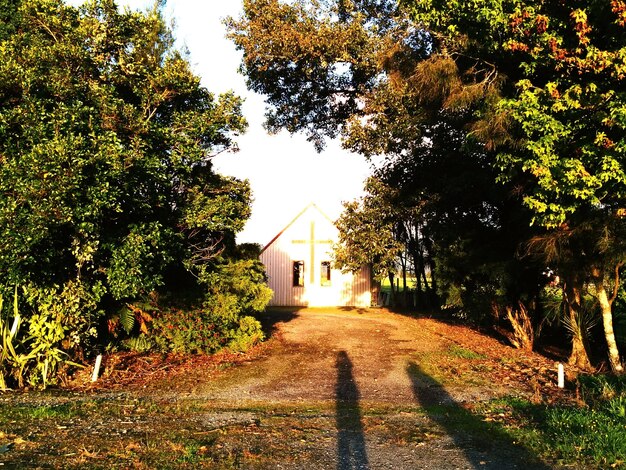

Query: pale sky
left=66, top=0, right=374, bottom=245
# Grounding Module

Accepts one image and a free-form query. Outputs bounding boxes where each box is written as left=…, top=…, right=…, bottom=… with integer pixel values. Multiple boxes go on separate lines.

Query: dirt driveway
left=192, top=308, right=511, bottom=404
left=166, top=308, right=560, bottom=469
left=3, top=308, right=565, bottom=469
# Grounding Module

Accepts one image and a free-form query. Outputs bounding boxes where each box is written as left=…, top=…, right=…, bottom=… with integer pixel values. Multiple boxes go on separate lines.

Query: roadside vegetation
left=1, top=0, right=626, bottom=467
left=3, top=381, right=625, bottom=469
left=2, top=311, right=626, bottom=469
left=0, top=0, right=271, bottom=390
left=228, top=0, right=626, bottom=374
left=483, top=374, right=626, bottom=468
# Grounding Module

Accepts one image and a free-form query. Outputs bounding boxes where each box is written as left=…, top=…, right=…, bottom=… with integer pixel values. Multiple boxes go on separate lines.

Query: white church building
left=260, top=203, right=372, bottom=307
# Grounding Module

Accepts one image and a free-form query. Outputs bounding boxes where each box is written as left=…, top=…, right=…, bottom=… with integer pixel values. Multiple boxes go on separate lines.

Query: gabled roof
left=260, top=202, right=336, bottom=254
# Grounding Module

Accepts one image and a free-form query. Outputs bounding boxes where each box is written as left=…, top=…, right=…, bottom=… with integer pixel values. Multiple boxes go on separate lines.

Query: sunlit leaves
left=334, top=177, right=404, bottom=280
left=227, top=0, right=407, bottom=150
left=0, top=0, right=253, bottom=346
left=407, top=0, right=626, bottom=228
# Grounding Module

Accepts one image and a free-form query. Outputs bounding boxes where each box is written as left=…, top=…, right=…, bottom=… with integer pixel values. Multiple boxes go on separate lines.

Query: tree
left=374, top=115, right=546, bottom=319
left=230, top=0, right=541, bottom=311
left=405, top=0, right=626, bottom=371
left=227, top=0, right=410, bottom=150
left=229, top=0, right=626, bottom=372
left=334, top=178, right=403, bottom=305
left=0, top=0, right=269, bottom=385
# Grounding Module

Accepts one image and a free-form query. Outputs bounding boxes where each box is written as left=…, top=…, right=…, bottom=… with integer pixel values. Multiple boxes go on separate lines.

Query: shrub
left=0, top=286, right=98, bottom=389
left=0, top=0, right=271, bottom=387
left=227, top=315, right=265, bottom=353
left=150, top=307, right=264, bottom=355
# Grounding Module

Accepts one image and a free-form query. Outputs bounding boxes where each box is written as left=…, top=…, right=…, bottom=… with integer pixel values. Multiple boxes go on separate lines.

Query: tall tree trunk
left=388, top=272, right=395, bottom=307
left=416, top=253, right=429, bottom=308
left=564, top=277, right=594, bottom=371
left=409, top=226, right=425, bottom=308
left=414, top=253, right=423, bottom=303
left=420, top=263, right=431, bottom=309
left=401, top=252, right=408, bottom=308
left=591, top=266, right=624, bottom=374
left=369, top=264, right=380, bottom=306
left=421, top=228, right=438, bottom=308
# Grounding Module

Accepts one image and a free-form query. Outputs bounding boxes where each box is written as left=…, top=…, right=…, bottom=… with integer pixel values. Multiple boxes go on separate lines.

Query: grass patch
left=411, top=347, right=489, bottom=386
left=0, top=395, right=233, bottom=468
left=175, top=440, right=221, bottom=465
left=11, top=402, right=80, bottom=420
left=478, top=375, right=626, bottom=469
left=0, top=395, right=338, bottom=469
left=447, top=344, right=486, bottom=360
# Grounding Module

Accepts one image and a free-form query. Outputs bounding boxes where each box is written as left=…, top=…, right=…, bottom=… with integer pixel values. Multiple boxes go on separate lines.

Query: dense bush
left=150, top=306, right=264, bottom=355
left=149, top=257, right=271, bottom=354
left=0, top=0, right=271, bottom=388
left=0, top=288, right=89, bottom=388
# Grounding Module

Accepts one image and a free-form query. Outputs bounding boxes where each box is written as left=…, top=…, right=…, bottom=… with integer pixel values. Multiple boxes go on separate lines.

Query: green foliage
left=0, top=0, right=271, bottom=385
left=200, top=259, right=273, bottom=316
left=0, top=287, right=93, bottom=389
left=493, top=375, right=626, bottom=468
left=151, top=308, right=222, bottom=354
left=121, top=334, right=154, bottom=353
left=106, top=222, right=176, bottom=301
left=150, top=307, right=264, bottom=355
left=229, top=0, right=626, bottom=368
left=406, top=0, right=626, bottom=368
left=447, top=344, right=486, bottom=360
left=227, top=0, right=399, bottom=151
left=540, top=284, right=598, bottom=335
left=127, top=256, right=270, bottom=355
left=20, top=281, right=104, bottom=387
left=334, top=178, right=403, bottom=281
left=0, top=0, right=248, bottom=288
left=229, top=0, right=544, bottom=318
left=200, top=259, right=270, bottom=353
left=579, top=374, right=626, bottom=408
left=23, top=280, right=104, bottom=352
left=113, top=257, right=271, bottom=356
left=228, top=315, right=266, bottom=353
left=1, top=401, right=81, bottom=422
left=119, top=307, right=136, bottom=336
left=0, top=289, right=27, bottom=389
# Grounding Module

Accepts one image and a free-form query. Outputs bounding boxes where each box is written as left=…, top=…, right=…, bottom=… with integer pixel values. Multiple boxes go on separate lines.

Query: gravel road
left=177, top=308, right=560, bottom=470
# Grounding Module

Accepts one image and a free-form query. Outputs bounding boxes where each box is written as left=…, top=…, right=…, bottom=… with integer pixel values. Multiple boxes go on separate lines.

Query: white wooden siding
left=260, top=204, right=371, bottom=307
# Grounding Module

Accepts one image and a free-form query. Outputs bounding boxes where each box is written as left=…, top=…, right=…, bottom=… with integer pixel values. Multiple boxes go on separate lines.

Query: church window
left=293, top=261, right=304, bottom=287
left=321, top=261, right=331, bottom=286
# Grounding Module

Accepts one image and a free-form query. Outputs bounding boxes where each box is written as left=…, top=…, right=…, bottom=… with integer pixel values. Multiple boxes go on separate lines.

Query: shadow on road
left=337, top=307, right=371, bottom=314
left=407, top=362, right=552, bottom=470
left=336, top=351, right=369, bottom=470
left=257, top=308, right=299, bottom=338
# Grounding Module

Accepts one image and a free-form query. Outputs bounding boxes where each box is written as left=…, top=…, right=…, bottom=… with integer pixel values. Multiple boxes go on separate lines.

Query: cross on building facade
left=292, top=221, right=333, bottom=284
left=260, top=203, right=372, bottom=307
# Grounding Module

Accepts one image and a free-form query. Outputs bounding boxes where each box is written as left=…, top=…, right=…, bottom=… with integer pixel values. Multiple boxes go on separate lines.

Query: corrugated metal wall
left=260, top=205, right=371, bottom=307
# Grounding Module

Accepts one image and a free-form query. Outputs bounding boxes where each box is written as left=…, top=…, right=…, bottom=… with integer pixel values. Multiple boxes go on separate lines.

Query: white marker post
left=91, top=354, right=103, bottom=382
left=557, top=363, right=565, bottom=389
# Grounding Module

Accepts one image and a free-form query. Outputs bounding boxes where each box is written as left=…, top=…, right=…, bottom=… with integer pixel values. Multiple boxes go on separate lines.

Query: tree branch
left=609, top=261, right=624, bottom=304
left=35, top=17, right=59, bottom=43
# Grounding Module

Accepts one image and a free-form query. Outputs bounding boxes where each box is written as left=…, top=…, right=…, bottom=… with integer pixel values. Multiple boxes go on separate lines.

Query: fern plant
left=119, top=307, right=135, bottom=335
left=122, top=335, right=154, bottom=353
